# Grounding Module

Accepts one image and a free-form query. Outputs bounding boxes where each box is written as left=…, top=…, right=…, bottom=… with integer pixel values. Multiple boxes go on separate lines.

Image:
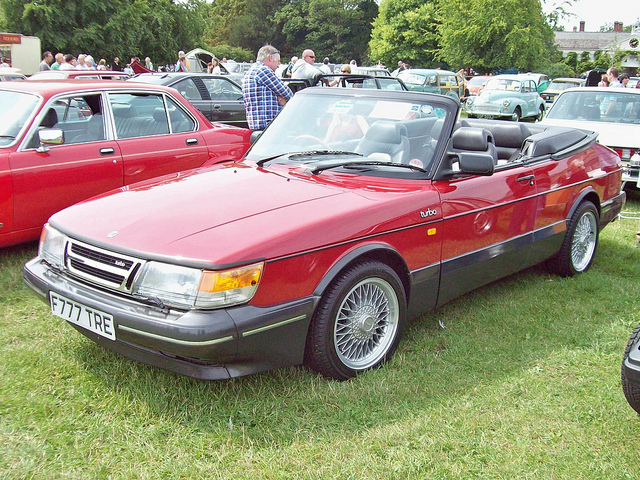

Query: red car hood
left=50, top=162, right=428, bottom=266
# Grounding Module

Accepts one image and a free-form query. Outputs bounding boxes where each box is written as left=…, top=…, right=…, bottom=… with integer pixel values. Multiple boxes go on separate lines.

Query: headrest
left=452, top=127, right=492, bottom=151
left=364, top=121, right=408, bottom=143
left=41, top=108, right=58, bottom=128
left=87, top=114, right=103, bottom=134
left=489, top=123, right=531, bottom=148
left=111, top=104, right=138, bottom=118
left=152, top=108, right=167, bottom=123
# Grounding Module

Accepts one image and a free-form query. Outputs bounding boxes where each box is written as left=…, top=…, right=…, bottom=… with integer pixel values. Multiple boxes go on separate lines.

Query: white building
left=554, top=20, right=640, bottom=68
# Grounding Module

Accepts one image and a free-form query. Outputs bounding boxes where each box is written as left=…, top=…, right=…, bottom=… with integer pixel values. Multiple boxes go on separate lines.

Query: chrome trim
left=65, top=239, right=145, bottom=292
left=242, top=314, right=307, bottom=337
left=118, top=325, right=234, bottom=346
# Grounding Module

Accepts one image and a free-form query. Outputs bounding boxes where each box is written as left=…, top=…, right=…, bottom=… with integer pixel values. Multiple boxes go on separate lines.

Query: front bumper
left=24, top=257, right=319, bottom=379
left=622, top=164, right=639, bottom=186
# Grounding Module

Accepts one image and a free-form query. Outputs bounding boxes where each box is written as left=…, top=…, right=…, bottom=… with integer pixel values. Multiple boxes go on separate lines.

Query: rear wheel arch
left=567, top=189, right=601, bottom=221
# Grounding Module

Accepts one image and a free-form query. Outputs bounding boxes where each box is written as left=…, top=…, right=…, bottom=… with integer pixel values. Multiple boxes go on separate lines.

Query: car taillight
left=612, top=148, right=636, bottom=160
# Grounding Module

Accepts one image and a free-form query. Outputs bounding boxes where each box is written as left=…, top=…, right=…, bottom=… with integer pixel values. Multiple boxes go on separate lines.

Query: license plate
left=49, top=292, right=116, bottom=341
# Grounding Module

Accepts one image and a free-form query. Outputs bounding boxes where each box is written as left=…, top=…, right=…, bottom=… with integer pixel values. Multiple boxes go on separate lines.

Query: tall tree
left=369, top=0, right=443, bottom=69
left=438, top=0, right=556, bottom=73
left=278, top=0, right=377, bottom=63
left=0, top=0, right=204, bottom=66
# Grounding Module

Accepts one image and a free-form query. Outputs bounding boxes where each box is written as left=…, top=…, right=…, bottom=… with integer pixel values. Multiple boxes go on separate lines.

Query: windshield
left=397, top=72, right=428, bottom=86
left=467, top=76, right=488, bottom=87
left=129, top=74, right=171, bottom=85
left=548, top=81, right=580, bottom=91
left=28, top=71, right=67, bottom=80
left=246, top=91, right=451, bottom=173
left=485, top=78, right=521, bottom=91
left=546, top=90, right=640, bottom=124
left=0, top=90, right=40, bottom=147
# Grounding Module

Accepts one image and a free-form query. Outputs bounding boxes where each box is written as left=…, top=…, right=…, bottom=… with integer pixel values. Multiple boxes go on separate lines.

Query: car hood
left=540, top=118, right=638, bottom=149
left=476, top=90, right=518, bottom=101
left=50, top=162, right=429, bottom=267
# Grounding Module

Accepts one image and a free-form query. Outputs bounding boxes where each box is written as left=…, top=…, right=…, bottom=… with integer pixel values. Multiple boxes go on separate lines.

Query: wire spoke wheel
left=571, top=210, right=597, bottom=272
left=305, top=260, right=406, bottom=380
left=546, top=201, right=599, bottom=277
left=334, top=277, right=399, bottom=370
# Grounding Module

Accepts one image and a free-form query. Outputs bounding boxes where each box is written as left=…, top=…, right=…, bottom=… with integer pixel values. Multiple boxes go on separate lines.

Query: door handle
left=517, top=174, right=535, bottom=185
left=213, top=104, right=221, bottom=109
left=99, top=147, right=115, bottom=155
left=186, top=138, right=198, bottom=145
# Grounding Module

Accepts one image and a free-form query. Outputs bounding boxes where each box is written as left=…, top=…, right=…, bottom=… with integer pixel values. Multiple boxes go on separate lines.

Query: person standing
left=144, top=57, right=153, bottom=71
left=39, top=51, right=53, bottom=71
left=112, top=57, right=123, bottom=71
left=319, top=57, right=331, bottom=74
left=242, top=45, right=293, bottom=131
left=176, top=51, right=190, bottom=72
left=59, top=54, right=75, bottom=70
left=51, top=53, right=64, bottom=70
left=291, top=49, right=323, bottom=83
left=607, top=67, right=622, bottom=88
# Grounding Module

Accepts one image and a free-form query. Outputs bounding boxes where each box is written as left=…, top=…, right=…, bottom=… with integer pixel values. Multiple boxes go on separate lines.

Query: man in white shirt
left=291, top=49, right=322, bottom=83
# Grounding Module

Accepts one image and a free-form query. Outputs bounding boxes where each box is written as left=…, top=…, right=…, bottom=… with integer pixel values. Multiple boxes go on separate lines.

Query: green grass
left=2, top=195, right=640, bottom=479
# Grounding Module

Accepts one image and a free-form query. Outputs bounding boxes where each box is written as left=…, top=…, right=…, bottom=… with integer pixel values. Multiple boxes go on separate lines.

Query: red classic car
left=0, top=81, right=250, bottom=247
left=24, top=88, right=625, bottom=380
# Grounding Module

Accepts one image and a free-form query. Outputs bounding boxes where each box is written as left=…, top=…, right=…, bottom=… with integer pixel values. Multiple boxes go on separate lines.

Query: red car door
left=434, top=162, right=538, bottom=306
left=108, top=92, right=209, bottom=184
left=9, top=95, right=123, bottom=234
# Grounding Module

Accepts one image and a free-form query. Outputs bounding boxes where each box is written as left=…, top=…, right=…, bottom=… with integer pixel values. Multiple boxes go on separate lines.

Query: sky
left=547, top=0, right=639, bottom=32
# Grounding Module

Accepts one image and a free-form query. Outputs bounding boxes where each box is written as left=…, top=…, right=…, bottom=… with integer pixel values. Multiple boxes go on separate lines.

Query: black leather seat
left=356, top=121, right=410, bottom=163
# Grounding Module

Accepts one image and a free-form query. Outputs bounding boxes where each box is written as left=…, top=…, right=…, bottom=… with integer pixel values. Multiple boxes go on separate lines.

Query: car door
left=8, top=93, right=123, bottom=233
left=524, top=80, right=538, bottom=116
left=434, top=160, right=538, bottom=306
left=200, top=77, right=246, bottom=127
left=108, top=91, right=209, bottom=184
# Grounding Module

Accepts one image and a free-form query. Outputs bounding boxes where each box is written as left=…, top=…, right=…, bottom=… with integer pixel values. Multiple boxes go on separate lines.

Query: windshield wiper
left=289, top=150, right=362, bottom=159
left=256, top=150, right=361, bottom=167
left=256, top=153, right=290, bottom=167
left=311, top=160, right=427, bottom=174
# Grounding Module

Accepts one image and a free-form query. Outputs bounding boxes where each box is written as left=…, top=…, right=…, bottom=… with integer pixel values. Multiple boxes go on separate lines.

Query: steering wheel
left=292, top=134, right=330, bottom=149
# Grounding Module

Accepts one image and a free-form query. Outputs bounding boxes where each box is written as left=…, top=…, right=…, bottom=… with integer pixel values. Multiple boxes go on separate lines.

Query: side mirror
left=36, top=128, right=64, bottom=152
left=250, top=130, right=262, bottom=144
left=458, top=152, right=494, bottom=176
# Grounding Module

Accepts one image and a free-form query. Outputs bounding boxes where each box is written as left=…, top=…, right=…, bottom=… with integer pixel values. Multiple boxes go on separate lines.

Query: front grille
left=71, top=243, right=135, bottom=269
left=69, top=257, right=126, bottom=284
left=65, top=240, right=144, bottom=292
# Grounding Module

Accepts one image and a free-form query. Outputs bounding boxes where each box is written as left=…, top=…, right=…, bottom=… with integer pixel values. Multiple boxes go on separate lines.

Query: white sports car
left=541, top=86, right=640, bottom=187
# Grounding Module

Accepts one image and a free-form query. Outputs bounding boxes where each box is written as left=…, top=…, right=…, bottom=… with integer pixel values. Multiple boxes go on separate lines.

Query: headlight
left=503, top=100, right=511, bottom=107
left=39, top=224, right=67, bottom=270
left=132, top=261, right=263, bottom=310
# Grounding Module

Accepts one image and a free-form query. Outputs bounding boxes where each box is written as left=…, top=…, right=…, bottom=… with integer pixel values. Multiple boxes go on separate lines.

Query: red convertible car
left=24, top=88, right=625, bottom=380
left=0, top=81, right=250, bottom=247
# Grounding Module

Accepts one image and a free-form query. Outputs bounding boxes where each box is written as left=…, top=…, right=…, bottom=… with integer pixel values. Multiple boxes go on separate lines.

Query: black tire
left=547, top=201, right=599, bottom=277
left=622, top=321, right=640, bottom=414
left=536, top=105, right=544, bottom=122
left=305, top=260, right=406, bottom=380
left=511, top=107, right=521, bottom=122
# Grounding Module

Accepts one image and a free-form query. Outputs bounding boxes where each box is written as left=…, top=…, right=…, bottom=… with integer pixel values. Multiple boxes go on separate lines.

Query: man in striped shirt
left=243, top=45, right=294, bottom=131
